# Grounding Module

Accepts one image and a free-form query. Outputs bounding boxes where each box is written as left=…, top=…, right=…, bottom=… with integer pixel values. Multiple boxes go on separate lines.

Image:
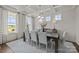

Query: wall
left=55, top=6, right=76, bottom=42
left=17, top=13, right=25, bottom=39
left=76, top=6, right=79, bottom=45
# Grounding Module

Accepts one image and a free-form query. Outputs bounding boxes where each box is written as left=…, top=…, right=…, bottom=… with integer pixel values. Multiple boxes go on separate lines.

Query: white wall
left=63, top=8, right=76, bottom=42
left=17, top=13, right=25, bottom=39
left=76, top=6, right=79, bottom=45
left=56, top=6, right=76, bottom=42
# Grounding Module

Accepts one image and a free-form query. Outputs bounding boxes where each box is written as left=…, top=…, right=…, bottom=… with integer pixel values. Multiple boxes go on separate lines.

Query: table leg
left=55, top=39, right=58, bottom=53
left=0, top=45, right=1, bottom=49
left=23, top=32, right=26, bottom=42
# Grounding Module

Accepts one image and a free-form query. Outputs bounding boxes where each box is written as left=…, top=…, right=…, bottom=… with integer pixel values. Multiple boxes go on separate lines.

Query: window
left=46, top=16, right=51, bottom=21
left=55, top=14, right=62, bottom=21
left=8, top=11, right=17, bottom=33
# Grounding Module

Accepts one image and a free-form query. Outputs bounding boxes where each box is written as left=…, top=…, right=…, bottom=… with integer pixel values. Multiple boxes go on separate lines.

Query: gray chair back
left=25, top=29, right=30, bottom=41
left=38, top=32, right=47, bottom=44
left=31, top=30, right=37, bottom=42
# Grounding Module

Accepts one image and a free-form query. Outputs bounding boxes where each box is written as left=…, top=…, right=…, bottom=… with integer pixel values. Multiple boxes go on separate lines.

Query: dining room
left=0, top=5, right=78, bottom=53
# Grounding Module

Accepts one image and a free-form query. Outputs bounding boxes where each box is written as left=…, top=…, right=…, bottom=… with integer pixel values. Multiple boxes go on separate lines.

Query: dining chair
left=38, top=32, right=48, bottom=51
left=30, top=30, right=38, bottom=46
left=61, top=32, right=67, bottom=45
left=59, top=31, right=66, bottom=44
left=50, top=39, right=55, bottom=50
left=58, top=31, right=67, bottom=51
left=25, top=29, right=30, bottom=42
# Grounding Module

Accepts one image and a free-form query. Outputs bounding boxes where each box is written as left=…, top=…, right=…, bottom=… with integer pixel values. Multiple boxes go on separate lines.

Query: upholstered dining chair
left=25, top=29, right=30, bottom=42
left=38, top=32, right=48, bottom=51
left=30, top=30, right=38, bottom=46
left=58, top=31, right=67, bottom=51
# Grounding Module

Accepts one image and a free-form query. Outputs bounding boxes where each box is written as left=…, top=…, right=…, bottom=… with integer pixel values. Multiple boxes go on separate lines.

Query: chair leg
left=31, top=40, right=32, bottom=45
left=0, top=46, right=1, bottom=49
left=39, top=43, right=40, bottom=48
left=36, top=42, right=38, bottom=48
left=46, top=44, right=48, bottom=52
left=51, top=43, right=53, bottom=50
left=50, top=40, right=53, bottom=50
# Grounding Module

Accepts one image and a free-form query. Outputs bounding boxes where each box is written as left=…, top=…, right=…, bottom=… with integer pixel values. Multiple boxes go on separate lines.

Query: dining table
left=46, top=32, right=59, bottom=53
left=24, top=29, right=59, bottom=53
left=33, top=29, right=60, bottom=53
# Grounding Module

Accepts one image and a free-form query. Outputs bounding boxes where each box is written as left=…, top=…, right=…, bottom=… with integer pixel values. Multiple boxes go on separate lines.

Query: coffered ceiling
left=22, top=5, right=62, bottom=16
left=1, top=5, right=76, bottom=17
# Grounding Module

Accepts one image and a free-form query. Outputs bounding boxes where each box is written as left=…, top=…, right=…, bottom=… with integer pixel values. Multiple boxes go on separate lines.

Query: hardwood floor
left=0, top=44, right=14, bottom=53
left=66, top=40, right=79, bottom=53
left=0, top=40, right=79, bottom=53
left=72, top=42, right=79, bottom=52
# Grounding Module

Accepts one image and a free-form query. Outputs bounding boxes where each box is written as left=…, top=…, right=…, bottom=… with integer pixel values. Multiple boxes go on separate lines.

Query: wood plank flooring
left=0, top=44, right=14, bottom=53
left=66, top=40, right=79, bottom=52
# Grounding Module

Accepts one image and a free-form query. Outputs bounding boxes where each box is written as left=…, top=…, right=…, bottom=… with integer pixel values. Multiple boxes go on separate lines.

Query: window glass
left=55, top=14, right=62, bottom=21
left=8, top=11, right=16, bottom=33
left=46, top=16, right=51, bottom=21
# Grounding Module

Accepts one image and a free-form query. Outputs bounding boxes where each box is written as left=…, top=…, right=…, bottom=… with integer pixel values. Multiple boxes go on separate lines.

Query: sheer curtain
left=2, top=9, right=8, bottom=34
left=0, top=7, right=3, bottom=44
left=0, top=7, right=3, bottom=33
